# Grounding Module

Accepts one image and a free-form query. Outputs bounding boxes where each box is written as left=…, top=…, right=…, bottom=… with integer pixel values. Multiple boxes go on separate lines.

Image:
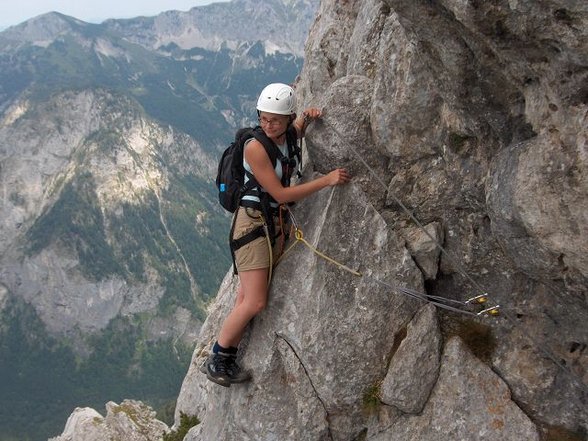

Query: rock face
left=176, top=0, right=587, bottom=440
left=374, top=337, right=540, bottom=441
left=380, top=304, right=441, bottom=414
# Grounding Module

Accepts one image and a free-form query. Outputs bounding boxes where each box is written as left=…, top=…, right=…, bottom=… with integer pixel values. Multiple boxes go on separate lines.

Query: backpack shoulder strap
left=283, top=125, right=299, bottom=162
left=250, top=126, right=301, bottom=183
left=236, top=127, right=258, bottom=190
left=252, top=126, right=300, bottom=160
left=252, top=127, right=281, bottom=166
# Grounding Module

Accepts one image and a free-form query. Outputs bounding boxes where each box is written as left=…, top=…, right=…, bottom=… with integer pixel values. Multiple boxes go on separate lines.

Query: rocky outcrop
left=177, top=0, right=587, bottom=439
left=49, top=400, right=169, bottom=441
left=373, top=337, right=540, bottom=441
left=380, top=304, right=441, bottom=414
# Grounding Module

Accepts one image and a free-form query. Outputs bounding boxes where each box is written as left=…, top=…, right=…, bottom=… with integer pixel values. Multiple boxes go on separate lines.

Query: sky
left=0, top=0, right=230, bottom=30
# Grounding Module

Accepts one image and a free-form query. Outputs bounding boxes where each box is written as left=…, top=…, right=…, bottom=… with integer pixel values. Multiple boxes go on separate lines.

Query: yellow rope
left=273, top=225, right=503, bottom=316
left=265, top=228, right=274, bottom=285
left=275, top=228, right=362, bottom=277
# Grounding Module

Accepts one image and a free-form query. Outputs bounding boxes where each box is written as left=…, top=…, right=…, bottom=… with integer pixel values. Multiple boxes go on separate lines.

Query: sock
left=213, top=341, right=238, bottom=357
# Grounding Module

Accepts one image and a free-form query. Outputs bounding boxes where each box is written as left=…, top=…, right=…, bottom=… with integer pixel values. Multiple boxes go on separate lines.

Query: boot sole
left=207, top=373, right=231, bottom=388
left=229, top=374, right=252, bottom=384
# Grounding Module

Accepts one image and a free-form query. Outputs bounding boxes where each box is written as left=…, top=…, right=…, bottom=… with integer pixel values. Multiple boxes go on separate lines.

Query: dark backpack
left=216, top=126, right=300, bottom=213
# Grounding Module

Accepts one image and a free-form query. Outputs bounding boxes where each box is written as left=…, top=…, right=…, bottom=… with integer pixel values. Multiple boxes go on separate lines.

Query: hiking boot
left=226, top=357, right=252, bottom=384
left=201, top=353, right=232, bottom=387
left=199, top=354, right=251, bottom=385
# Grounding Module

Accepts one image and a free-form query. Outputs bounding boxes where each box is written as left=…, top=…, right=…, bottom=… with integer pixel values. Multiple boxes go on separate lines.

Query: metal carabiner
left=286, top=206, right=300, bottom=231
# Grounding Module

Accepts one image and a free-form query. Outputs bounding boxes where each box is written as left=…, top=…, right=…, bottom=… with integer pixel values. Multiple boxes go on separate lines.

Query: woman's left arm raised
left=293, top=107, right=322, bottom=138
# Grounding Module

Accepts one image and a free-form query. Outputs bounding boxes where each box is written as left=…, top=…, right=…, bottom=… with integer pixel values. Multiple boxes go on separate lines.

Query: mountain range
left=0, top=1, right=318, bottom=439
left=5, top=1, right=586, bottom=440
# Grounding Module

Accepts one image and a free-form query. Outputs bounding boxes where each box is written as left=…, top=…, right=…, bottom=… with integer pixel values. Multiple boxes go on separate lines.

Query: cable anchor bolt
left=477, top=305, right=500, bottom=316
left=466, top=293, right=488, bottom=305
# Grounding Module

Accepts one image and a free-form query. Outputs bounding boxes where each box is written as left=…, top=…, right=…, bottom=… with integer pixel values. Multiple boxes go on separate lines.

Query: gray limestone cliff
left=174, top=1, right=587, bottom=440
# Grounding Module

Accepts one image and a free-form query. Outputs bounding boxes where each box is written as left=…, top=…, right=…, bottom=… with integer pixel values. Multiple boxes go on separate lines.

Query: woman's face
left=258, top=112, right=290, bottom=137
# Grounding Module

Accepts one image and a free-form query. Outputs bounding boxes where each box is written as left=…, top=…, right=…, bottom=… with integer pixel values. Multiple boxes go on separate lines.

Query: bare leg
left=217, top=268, right=269, bottom=348
left=234, top=282, right=244, bottom=307
left=229, top=284, right=245, bottom=344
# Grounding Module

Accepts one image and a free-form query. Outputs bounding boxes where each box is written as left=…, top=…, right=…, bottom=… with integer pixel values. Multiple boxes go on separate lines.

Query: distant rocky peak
left=104, top=0, right=319, bottom=56
left=1, top=12, right=90, bottom=46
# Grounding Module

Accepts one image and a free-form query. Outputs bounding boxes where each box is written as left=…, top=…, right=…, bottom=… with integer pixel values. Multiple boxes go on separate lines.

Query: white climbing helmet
left=256, top=83, right=296, bottom=115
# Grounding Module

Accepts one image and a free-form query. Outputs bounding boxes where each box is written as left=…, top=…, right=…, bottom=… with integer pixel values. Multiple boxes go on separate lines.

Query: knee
left=252, top=298, right=267, bottom=316
left=245, top=298, right=267, bottom=317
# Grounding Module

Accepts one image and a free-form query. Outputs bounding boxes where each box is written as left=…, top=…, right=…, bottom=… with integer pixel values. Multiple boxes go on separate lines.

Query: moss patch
left=162, top=412, right=200, bottom=441
left=362, top=381, right=383, bottom=414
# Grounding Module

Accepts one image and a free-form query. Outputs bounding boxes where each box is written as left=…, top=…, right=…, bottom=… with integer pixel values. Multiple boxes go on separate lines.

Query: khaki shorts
left=232, top=207, right=286, bottom=272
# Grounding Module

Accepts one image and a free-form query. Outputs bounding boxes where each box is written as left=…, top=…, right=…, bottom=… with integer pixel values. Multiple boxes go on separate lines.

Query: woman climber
left=202, top=82, right=351, bottom=387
